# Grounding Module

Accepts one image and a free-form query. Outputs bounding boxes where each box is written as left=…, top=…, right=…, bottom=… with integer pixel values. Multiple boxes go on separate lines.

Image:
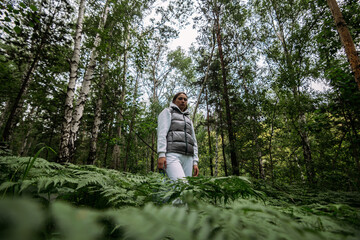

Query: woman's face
left=174, top=93, right=188, bottom=111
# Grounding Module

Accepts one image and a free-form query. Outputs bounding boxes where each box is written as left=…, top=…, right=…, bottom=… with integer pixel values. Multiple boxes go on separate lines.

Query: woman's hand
left=158, top=157, right=167, bottom=170
left=193, top=165, right=199, bottom=177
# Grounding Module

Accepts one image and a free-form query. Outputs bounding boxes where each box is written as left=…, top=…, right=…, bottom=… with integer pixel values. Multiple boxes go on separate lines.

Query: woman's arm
left=157, top=108, right=171, bottom=169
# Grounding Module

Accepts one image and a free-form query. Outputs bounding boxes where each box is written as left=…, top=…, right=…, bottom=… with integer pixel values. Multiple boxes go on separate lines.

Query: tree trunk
left=112, top=30, right=128, bottom=170
left=338, top=96, right=360, bottom=179
left=150, top=43, right=162, bottom=172
left=268, top=101, right=277, bottom=181
left=0, top=100, right=10, bottom=130
left=214, top=132, right=219, bottom=177
left=295, top=155, right=305, bottom=182
left=327, top=0, right=360, bottom=91
left=297, top=113, right=315, bottom=184
left=68, top=0, right=110, bottom=162
left=215, top=7, right=239, bottom=175
left=111, top=112, right=123, bottom=169
left=2, top=61, right=37, bottom=144
left=19, top=131, right=30, bottom=156
left=18, top=106, right=37, bottom=156
left=103, top=121, right=112, bottom=168
left=121, top=34, right=130, bottom=172
left=255, top=136, right=265, bottom=179
left=58, top=0, right=86, bottom=162
left=1, top=9, right=56, bottom=145
left=206, top=88, right=213, bottom=176
left=221, top=130, right=228, bottom=176
left=217, top=100, right=228, bottom=176
left=46, top=124, right=55, bottom=160
left=192, top=31, right=216, bottom=122
left=124, top=74, right=139, bottom=171
left=87, top=63, right=107, bottom=165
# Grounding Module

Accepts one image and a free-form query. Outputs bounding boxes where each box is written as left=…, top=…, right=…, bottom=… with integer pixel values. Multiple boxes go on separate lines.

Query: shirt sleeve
left=157, top=108, right=171, bottom=158
left=191, top=121, right=199, bottom=165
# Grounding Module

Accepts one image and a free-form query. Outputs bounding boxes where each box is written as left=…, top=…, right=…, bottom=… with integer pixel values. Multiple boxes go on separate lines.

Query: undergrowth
left=0, top=156, right=359, bottom=240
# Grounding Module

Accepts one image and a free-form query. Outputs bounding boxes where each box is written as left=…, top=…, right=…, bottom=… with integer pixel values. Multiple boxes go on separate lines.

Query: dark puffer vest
left=166, top=106, right=195, bottom=156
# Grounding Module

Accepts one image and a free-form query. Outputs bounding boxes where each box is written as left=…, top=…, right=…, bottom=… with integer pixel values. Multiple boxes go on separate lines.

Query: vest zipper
left=183, top=114, right=188, bottom=154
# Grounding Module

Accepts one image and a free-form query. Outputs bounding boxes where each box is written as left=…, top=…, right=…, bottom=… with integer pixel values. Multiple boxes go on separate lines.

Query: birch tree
left=59, top=0, right=86, bottom=162
left=67, top=0, right=110, bottom=162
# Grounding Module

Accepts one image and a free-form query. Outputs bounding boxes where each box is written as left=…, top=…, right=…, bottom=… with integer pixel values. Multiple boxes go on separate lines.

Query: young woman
left=157, top=92, right=199, bottom=180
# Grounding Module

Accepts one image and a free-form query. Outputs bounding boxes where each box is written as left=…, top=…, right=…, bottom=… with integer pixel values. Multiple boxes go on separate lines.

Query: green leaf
left=13, top=25, right=21, bottom=34
left=19, top=2, right=26, bottom=8
left=19, top=180, right=35, bottom=193
left=29, top=4, right=37, bottom=11
left=3, top=27, right=11, bottom=34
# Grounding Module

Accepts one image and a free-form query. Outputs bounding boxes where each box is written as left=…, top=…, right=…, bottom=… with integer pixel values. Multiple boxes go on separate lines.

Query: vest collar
left=170, top=102, right=189, bottom=115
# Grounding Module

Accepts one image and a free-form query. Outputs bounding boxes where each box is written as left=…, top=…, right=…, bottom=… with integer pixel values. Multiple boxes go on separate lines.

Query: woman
left=157, top=92, right=199, bottom=181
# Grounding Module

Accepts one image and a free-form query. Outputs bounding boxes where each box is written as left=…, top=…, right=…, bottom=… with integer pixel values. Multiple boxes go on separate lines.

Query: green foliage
left=1, top=196, right=359, bottom=240
left=1, top=156, right=360, bottom=240
left=163, top=176, right=264, bottom=205
left=0, top=156, right=260, bottom=207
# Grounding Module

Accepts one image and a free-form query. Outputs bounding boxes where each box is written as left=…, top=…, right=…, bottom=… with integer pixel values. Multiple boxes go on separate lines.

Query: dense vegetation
left=1, top=156, right=360, bottom=239
left=1, top=0, right=360, bottom=239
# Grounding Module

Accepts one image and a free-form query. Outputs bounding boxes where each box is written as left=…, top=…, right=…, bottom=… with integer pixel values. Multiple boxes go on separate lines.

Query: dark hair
left=172, top=92, right=188, bottom=103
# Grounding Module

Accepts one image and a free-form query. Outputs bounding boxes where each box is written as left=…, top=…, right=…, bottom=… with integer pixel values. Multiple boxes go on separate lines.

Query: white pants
left=165, top=153, right=193, bottom=181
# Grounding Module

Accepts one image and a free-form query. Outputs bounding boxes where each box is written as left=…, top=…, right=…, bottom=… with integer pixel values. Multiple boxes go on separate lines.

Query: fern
left=157, top=176, right=265, bottom=205
left=1, top=156, right=360, bottom=240
left=2, top=198, right=359, bottom=240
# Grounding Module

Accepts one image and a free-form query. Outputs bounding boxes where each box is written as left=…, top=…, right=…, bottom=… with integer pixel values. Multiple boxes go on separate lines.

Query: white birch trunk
left=58, top=0, right=86, bottom=162
left=0, top=100, right=10, bottom=128
left=68, top=0, right=110, bottom=160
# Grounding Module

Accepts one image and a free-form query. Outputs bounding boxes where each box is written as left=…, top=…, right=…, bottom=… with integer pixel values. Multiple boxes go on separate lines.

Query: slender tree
left=326, top=0, right=360, bottom=91
left=214, top=2, right=239, bottom=175
left=205, top=88, right=214, bottom=176
left=1, top=1, right=70, bottom=145
left=87, top=61, right=107, bottom=165
left=68, top=0, right=110, bottom=162
left=59, top=0, right=86, bottom=162
left=111, top=29, right=128, bottom=170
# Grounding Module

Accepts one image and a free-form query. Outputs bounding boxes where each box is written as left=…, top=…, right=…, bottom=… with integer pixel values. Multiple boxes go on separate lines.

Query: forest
left=0, top=0, right=360, bottom=239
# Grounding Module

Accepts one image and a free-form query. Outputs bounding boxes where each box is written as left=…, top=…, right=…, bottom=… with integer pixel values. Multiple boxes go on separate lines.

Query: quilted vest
left=166, top=107, right=195, bottom=156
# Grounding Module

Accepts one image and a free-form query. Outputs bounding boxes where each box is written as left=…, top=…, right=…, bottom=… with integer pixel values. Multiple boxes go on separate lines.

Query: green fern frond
left=0, top=181, right=18, bottom=192
left=76, top=173, right=110, bottom=190
left=19, top=180, right=36, bottom=193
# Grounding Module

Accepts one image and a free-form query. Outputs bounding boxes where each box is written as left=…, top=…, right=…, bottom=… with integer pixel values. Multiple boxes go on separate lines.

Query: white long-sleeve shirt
left=157, top=103, right=199, bottom=165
